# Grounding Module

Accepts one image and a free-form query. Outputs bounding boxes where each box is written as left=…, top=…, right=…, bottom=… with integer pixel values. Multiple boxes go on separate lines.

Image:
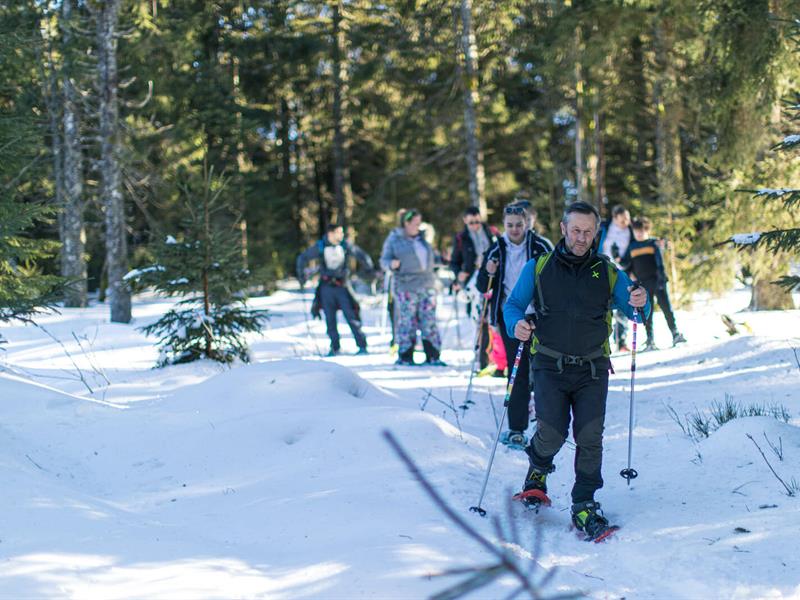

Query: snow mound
left=700, top=415, right=800, bottom=493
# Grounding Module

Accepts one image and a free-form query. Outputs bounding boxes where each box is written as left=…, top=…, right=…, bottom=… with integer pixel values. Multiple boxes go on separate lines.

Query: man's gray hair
left=562, top=201, right=601, bottom=225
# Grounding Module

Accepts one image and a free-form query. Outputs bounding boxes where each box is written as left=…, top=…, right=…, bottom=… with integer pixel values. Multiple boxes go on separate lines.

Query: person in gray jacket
left=380, top=208, right=445, bottom=366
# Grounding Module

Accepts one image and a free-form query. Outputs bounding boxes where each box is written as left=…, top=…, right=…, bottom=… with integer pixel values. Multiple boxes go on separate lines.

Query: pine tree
left=0, top=13, right=64, bottom=343
left=126, top=164, right=269, bottom=366
left=727, top=18, right=800, bottom=304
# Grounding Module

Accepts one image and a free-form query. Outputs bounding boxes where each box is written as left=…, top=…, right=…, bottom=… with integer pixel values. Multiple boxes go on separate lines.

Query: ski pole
left=299, top=284, right=324, bottom=357
left=470, top=320, right=530, bottom=517
left=462, top=276, right=493, bottom=410
left=620, top=285, right=642, bottom=486
left=453, top=291, right=463, bottom=349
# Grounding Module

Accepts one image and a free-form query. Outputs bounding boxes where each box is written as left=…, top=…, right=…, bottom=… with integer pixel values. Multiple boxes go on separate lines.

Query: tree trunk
left=331, top=1, right=354, bottom=232
left=231, top=54, right=248, bottom=270
left=631, top=35, right=653, bottom=201
left=314, top=153, right=326, bottom=239
left=459, top=0, right=487, bottom=216
left=574, top=26, right=587, bottom=203
left=593, top=108, right=607, bottom=214
left=60, top=0, right=87, bottom=307
left=750, top=279, right=795, bottom=310
left=97, top=0, right=131, bottom=323
left=653, top=17, right=683, bottom=298
left=282, top=98, right=302, bottom=249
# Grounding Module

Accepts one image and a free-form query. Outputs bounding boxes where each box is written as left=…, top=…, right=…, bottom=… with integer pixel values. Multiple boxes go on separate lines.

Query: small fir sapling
left=125, top=165, right=268, bottom=366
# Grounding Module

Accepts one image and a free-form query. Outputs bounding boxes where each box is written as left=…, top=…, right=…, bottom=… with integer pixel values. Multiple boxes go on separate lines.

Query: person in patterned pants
left=379, top=209, right=445, bottom=366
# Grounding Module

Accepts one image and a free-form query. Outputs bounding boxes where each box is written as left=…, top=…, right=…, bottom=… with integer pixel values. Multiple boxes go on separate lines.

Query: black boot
left=513, top=452, right=553, bottom=508
left=422, top=339, right=446, bottom=366
left=571, top=501, right=615, bottom=541
left=395, top=347, right=414, bottom=366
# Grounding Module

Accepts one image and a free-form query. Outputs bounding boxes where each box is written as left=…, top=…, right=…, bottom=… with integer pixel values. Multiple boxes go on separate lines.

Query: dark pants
left=320, top=282, right=367, bottom=351
left=498, top=311, right=531, bottom=432
left=527, top=364, right=609, bottom=504
left=641, top=278, right=677, bottom=342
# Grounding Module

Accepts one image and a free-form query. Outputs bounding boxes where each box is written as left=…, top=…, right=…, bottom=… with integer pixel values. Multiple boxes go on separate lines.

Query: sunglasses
left=504, top=205, right=526, bottom=215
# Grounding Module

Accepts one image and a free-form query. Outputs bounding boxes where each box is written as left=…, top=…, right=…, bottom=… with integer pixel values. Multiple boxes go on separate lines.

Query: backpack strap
left=533, top=251, right=554, bottom=316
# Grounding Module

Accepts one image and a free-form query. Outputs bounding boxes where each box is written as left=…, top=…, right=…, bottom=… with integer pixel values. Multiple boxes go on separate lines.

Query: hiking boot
left=395, top=347, right=414, bottom=366
left=642, top=339, right=657, bottom=352
left=425, top=358, right=447, bottom=367
left=672, top=331, right=687, bottom=346
left=617, top=343, right=630, bottom=353
left=355, top=347, right=369, bottom=355
left=514, top=464, right=552, bottom=508
left=571, top=501, right=611, bottom=539
left=327, top=348, right=340, bottom=357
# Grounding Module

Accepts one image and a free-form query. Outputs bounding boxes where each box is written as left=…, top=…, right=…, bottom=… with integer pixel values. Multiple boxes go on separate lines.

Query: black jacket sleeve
left=349, top=243, right=375, bottom=272
left=450, top=232, right=464, bottom=277
left=296, top=244, right=321, bottom=282
left=475, top=243, right=501, bottom=294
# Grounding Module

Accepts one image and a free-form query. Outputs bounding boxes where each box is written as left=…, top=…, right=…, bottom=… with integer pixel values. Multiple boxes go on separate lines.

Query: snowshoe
left=499, top=430, right=528, bottom=451
left=671, top=331, right=687, bottom=346
left=571, top=501, right=619, bottom=543
left=642, top=340, right=658, bottom=352
left=355, top=347, right=369, bottom=355
left=327, top=348, right=340, bottom=357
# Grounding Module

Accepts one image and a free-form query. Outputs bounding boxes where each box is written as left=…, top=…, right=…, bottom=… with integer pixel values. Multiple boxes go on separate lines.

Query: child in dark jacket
left=626, top=217, right=686, bottom=350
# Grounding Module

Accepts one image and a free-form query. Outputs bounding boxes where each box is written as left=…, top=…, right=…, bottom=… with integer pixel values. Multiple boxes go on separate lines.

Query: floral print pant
left=394, top=289, right=441, bottom=354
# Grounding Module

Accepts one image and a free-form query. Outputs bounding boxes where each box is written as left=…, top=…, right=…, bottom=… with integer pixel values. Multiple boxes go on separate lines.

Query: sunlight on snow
left=0, top=554, right=349, bottom=599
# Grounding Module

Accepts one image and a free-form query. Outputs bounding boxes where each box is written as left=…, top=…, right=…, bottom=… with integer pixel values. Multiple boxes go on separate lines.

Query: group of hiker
left=296, top=199, right=685, bottom=539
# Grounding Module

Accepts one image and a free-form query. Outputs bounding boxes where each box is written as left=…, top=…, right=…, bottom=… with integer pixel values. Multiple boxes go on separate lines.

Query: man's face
left=613, top=211, right=631, bottom=228
left=633, top=228, right=647, bottom=242
left=560, top=212, right=598, bottom=256
left=327, top=226, right=344, bottom=244
left=463, top=213, right=482, bottom=232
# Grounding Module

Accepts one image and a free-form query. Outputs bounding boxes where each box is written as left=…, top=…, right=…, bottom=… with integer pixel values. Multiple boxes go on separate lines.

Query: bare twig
left=32, top=323, right=94, bottom=394
left=663, top=402, right=689, bottom=437
left=792, top=347, right=800, bottom=373
left=71, top=332, right=111, bottom=385
left=26, top=454, right=46, bottom=471
left=763, top=432, right=783, bottom=462
left=383, top=430, right=554, bottom=599
left=746, top=433, right=794, bottom=496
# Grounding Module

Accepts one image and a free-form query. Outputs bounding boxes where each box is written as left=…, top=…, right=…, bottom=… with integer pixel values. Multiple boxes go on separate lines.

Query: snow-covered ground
left=0, top=284, right=799, bottom=598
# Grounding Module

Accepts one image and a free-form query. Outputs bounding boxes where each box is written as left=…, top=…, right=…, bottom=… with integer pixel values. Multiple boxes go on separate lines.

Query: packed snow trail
left=0, top=285, right=798, bottom=598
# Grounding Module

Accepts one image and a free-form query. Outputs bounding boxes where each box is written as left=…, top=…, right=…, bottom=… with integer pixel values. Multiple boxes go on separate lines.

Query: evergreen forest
left=2, top=0, right=799, bottom=323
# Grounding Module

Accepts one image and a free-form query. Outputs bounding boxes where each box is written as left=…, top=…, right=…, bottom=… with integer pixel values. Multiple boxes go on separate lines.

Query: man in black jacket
left=504, top=201, right=650, bottom=540
left=296, top=224, right=373, bottom=356
left=451, top=206, right=497, bottom=369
